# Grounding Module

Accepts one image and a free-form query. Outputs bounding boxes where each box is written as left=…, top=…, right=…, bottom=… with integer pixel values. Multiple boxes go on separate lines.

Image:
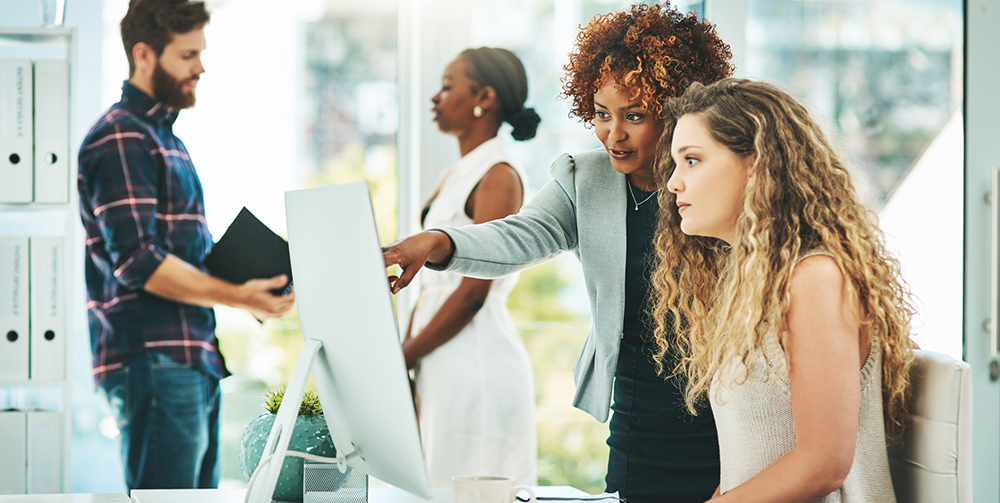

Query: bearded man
left=78, top=0, right=294, bottom=490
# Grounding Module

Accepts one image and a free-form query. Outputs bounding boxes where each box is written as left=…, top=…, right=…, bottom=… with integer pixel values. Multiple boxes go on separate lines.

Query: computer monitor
left=246, top=181, right=432, bottom=502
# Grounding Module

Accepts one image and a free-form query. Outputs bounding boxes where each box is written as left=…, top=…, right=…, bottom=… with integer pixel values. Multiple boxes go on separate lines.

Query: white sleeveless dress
left=711, top=250, right=897, bottom=502
left=413, top=136, right=538, bottom=487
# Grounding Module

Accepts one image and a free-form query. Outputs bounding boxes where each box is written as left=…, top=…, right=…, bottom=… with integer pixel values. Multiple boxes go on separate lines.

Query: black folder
left=204, top=207, right=293, bottom=296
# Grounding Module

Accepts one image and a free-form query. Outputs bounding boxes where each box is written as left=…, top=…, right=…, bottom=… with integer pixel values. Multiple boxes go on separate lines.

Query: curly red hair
left=561, top=2, right=733, bottom=123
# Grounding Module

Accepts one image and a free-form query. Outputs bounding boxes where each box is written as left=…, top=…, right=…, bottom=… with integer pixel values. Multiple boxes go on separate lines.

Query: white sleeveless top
left=413, top=136, right=537, bottom=487
left=710, top=250, right=897, bottom=502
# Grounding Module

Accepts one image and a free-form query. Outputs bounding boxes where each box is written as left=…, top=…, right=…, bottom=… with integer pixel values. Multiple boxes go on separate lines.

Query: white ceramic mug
left=451, top=476, right=537, bottom=503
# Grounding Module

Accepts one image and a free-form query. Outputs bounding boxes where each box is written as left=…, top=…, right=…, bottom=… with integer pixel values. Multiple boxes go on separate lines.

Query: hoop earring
left=473, top=106, right=484, bottom=118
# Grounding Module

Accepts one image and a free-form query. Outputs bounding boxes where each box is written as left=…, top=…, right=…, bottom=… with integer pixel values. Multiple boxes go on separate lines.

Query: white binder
left=26, top=411, right=61, bottom=494
left=0, top=411, right=27, bottom=494
left=0, top=236, right=30, bottom=380
left=29, top=236, right=64, bottom=380
left=0, top=59, right=33, bottom=203
left=33, top=60, right=69, bottom=204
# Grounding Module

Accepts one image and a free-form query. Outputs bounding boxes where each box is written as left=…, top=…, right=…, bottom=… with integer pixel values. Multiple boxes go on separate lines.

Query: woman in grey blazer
left=385, top=4, right=733, bottom=502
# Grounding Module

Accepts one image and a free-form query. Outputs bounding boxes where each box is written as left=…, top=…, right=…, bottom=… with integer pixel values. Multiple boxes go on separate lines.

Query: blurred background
left=0, top=0, right=966, bottom=494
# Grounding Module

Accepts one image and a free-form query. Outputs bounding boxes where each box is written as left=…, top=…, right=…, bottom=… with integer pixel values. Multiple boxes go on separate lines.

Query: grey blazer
left=435, top=149, right=628, bottom=422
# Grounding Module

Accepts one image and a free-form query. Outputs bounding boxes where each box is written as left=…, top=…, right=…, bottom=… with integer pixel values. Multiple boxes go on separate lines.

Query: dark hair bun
left=461, top=47, right=542, bottom=142
left=510, top=107, right=541, bottom=141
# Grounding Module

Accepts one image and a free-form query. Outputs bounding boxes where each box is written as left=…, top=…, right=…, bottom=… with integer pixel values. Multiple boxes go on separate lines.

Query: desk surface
left=130, top=486, right=590, bottom=503
left=0, top=494, right=131, bottom=503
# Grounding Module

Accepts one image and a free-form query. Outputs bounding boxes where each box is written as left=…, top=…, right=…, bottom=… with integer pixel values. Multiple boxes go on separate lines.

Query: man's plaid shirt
left=78, top=81, right=229, bottom=385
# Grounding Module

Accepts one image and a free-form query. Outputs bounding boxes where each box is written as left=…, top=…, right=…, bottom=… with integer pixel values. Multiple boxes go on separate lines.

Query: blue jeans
left=99, top=352, right=221, bottom=491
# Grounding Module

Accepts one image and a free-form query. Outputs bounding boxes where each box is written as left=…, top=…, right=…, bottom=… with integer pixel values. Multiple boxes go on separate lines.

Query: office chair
left=887, top=350, right=972, bottom=503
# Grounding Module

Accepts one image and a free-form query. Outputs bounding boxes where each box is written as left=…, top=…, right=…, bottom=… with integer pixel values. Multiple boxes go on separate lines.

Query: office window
left=745, top=0, right=962, bottom=204
left=743, top=0, right=964, bottom=358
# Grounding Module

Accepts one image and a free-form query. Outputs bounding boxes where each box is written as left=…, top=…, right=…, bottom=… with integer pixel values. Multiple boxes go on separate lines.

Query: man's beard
left=152, top=61, right=197, bottom=110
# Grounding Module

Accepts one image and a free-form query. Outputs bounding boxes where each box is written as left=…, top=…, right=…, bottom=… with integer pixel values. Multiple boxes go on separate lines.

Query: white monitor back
left=285, top=181, right=432, bottom=499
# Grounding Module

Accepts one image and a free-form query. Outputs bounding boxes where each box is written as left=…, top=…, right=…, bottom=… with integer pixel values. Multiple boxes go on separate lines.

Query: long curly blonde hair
left=649, top=79, right=916, bottom=442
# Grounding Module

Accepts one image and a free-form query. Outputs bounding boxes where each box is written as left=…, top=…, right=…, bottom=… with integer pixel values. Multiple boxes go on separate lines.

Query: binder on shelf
left=0, top=59, right=34, bottom=203
left=26, top=411, right=61, bottom=494
left=33, top=60, right=69, bottom=204
left=29, top=236, right=64, bottom=380
left=0, top=410, right=27, bottom=494
left=0, top=236, right=30, bottom=380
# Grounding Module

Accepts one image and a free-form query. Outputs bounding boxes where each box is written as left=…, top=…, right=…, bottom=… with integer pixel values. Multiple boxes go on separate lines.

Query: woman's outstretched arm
left=385, top=153, right=582, bottom=292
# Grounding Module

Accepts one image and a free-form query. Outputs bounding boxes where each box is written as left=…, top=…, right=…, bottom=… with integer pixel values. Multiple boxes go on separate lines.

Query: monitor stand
left=246, top=338, right=358, bottom=503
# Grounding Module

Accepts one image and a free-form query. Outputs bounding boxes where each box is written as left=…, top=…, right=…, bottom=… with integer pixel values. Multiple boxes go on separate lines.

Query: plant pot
left=239, top=413, right=349, bottom=501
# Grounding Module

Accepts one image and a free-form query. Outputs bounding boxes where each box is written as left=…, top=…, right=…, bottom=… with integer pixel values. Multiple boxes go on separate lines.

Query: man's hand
left=235, top=274, right=295, bottom=320
left=145, top=255, right=295, bottom=319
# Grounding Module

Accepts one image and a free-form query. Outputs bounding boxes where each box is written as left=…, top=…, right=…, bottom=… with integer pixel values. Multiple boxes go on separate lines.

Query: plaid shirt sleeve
left=79, top=119, right=169, bottom=291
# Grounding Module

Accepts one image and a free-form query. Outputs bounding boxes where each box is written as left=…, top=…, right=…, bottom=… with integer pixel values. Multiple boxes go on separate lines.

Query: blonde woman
left=651, top=78, right=915, bottom=502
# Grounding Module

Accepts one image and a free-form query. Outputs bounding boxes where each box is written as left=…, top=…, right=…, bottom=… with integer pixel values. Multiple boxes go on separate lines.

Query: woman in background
left=385, top=4, right=733, bottom=502
left=403, top=47, right=541, bottom=487
left=653, top=78, right=914, bottom=502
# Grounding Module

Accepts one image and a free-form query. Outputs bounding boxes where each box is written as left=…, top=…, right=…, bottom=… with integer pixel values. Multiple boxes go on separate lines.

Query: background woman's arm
left=708, top=255, right=865, bottom=503
left=402, top=162, right=523, bottom=368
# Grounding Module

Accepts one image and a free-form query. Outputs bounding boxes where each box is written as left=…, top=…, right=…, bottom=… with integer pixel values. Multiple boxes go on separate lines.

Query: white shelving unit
left=0, top=26, right=77, bottom=494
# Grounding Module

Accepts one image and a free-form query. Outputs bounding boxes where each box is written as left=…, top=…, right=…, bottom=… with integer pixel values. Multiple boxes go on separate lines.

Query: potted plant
left=239, top=387, right=348, bottom=501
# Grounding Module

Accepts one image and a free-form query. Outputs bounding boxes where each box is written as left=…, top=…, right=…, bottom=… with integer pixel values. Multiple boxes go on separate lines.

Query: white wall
left=705, top=0, right=746, bottom=77
left=172, top=0, right=301, bottom=239
left=879, top=111, right=963, bottom=359
left=966, top=0, right=1000, bottom=498
left=397, top=0, right=470, bottom=236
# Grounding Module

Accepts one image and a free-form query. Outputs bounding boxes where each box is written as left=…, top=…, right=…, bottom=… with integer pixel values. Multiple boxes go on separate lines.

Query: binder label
left=0, top=243, right=24, bottom=318
left=46, top=245, right=58, bottom=317
left=2, top=62, right=26, bottom=138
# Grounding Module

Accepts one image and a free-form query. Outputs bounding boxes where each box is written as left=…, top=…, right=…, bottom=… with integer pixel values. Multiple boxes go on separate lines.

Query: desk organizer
left=303, top=461, right=368, bottom=503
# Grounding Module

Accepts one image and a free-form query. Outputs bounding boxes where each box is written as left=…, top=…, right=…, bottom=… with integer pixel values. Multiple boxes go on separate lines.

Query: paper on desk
left=517, top=489, right=622, bottom=503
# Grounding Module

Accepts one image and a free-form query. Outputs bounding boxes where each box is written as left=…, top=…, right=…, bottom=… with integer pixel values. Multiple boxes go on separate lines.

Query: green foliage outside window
left=510, top=259, right=610, bottom=494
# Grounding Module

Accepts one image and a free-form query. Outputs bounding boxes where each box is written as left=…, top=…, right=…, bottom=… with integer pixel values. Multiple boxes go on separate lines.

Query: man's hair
left=121, top=0, right=210, bottom=76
